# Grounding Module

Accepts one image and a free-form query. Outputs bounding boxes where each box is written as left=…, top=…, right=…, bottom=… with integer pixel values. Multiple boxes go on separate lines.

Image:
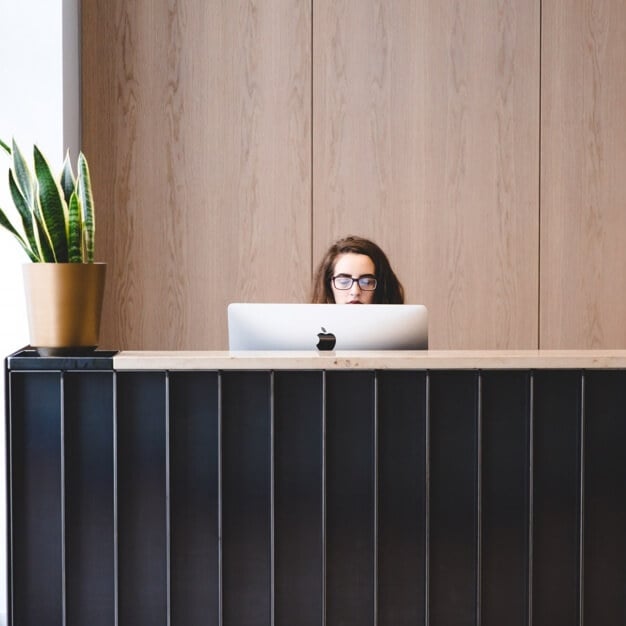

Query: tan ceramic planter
left=22, top=263, right=106, bottom=355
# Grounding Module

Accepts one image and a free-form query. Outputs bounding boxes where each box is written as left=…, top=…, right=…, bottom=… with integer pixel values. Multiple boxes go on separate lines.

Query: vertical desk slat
left=274, top=371, right=324, bottom=626
left=376, top=370, right=427, bottom=626
left=583, top=371, right=626, bottom=625
left=221, top=372, right=272, bottom=626
left=64, top=371, right=115, bottom=626
left=169, top=372, right=219, bottom=626
left=480, top=371, right=531, bottom=626
left=532, top=371, right=582, bottom=625
left=428, top=371, right=479, bottom=626
left=9, top=371, right=63, bottom=626
left=325, top=371, right=376, bottom=626
left=116, top=372, right=168, bottom=626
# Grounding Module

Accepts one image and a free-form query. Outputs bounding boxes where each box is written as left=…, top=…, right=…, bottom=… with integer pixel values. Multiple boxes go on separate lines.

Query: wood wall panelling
left=540, top=0, right=626, bottom=348
left=83, top=0, right=626, bottom=351
left=82, top=1, right=312, bottom=350
left=313, top=1, right=540, bottom=349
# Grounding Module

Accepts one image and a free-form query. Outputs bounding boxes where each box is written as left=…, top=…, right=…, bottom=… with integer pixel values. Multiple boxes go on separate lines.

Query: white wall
left=0, top=0, right=79, bottom=622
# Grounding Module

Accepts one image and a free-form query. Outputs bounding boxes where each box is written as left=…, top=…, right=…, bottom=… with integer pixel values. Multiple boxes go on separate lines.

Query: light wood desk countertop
left=113, top=349, right=626, bottom=370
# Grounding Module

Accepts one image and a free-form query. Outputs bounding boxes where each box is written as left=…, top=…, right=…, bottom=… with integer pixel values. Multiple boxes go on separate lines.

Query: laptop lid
left=228, top=303, right=428, bottom=351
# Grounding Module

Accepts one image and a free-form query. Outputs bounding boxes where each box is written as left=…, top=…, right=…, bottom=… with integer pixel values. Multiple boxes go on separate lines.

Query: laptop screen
left=228, top=303, right=428, bottom=351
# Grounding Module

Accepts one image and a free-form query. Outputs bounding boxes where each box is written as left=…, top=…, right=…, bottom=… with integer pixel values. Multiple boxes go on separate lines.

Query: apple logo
left=316, top=327, right=336, bottom=351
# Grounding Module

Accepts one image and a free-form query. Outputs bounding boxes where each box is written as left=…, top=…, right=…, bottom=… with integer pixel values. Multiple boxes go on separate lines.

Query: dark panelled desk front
left=6, top=352, right=626, bottom=626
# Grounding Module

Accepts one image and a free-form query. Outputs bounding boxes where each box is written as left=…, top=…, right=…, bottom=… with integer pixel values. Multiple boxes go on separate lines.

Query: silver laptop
left=228, top=303, right=428, bottom=351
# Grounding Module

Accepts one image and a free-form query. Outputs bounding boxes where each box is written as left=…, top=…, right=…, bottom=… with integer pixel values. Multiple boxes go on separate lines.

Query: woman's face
left=331, top=253, right=377, bottom=304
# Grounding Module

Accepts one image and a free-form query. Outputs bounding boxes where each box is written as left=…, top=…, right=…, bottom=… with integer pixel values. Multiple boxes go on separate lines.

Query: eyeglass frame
left=331, top=274, right=378, bottom=291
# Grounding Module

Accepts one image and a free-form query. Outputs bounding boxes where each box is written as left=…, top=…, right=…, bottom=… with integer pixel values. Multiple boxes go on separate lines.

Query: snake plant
left=0, top=138, right=96, bottom=263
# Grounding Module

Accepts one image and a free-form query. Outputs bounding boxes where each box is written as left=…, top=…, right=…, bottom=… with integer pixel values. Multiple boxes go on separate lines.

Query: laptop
left=228, top=303, right=428, bottom=351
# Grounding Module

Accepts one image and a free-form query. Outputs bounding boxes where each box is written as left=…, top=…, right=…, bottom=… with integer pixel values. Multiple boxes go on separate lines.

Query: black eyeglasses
left=331, top=274, right=378, bottom=291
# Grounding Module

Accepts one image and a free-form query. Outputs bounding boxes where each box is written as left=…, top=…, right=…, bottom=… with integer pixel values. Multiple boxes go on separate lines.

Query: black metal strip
left=476, top=372, right=483, bottom=626
left=5, top=366, right=14, bottom=626
left=528, top=372, right=534, bottom=626
left=322, top=370, right=327, bottom=626
left=60, top=372, right=67, bottom=626
left=425, top=372, right=431, bottom=626
left=165, top=372, right=171, bottom=626
left=373, top=372, right=379, bottom=626
left=217, top=371, right=223, bottom=626
left=270, top=371, right=276, bottom=626
left=579, top=372, right=585, bottom=626
left=113, top=371, right=119, bottom=626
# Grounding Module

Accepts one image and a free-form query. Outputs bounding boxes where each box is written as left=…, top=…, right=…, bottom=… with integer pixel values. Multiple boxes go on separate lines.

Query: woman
left=311, top=235, right=404, bottom=304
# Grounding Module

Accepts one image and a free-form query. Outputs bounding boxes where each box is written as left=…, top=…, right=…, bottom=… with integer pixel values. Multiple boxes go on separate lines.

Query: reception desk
left=6, top=349, right=626, bottom=626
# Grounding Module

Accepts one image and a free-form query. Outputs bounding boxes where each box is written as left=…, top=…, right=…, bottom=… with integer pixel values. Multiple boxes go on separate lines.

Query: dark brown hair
left=311, top=235, right=404, bottom=304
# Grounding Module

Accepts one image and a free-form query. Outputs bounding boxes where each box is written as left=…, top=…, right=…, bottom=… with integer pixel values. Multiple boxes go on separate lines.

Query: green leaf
left=34, top=145, right=69, bottom=262
left=32, top=204, right=56, bottom=262
left=0, top=205, right=39, bottom=261
left=60, top=151, right=76, bottom=206
left=11, top=139, right=34, bottom=208
left=0, top=138, right=10, bottom=154
left=77, top=152, right=95, bottom=263
left=67, top=192, right=83, bottom=262
left=9, top=170, right=39, bottom=257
